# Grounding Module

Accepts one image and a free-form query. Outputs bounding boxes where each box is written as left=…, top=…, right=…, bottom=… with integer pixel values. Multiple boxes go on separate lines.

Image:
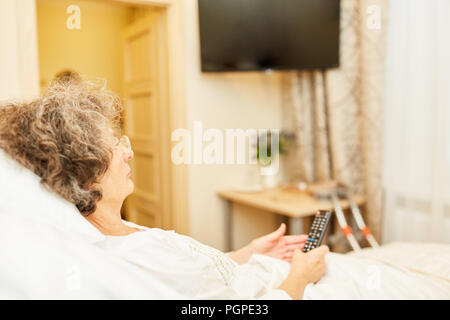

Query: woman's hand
left=290, top=245, right=328, bottom=283
left=228, top=223, right=308, bottom=264
left=277, top=245, right=329, bottom=299
left=250, top=223, right=308, bottom=262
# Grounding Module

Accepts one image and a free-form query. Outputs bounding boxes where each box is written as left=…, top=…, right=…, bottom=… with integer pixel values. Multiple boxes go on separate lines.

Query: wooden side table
left=217, top=186, right=365, bottom=251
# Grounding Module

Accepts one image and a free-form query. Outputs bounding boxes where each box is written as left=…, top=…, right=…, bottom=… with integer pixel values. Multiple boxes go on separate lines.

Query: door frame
left=114, top=0, right=189, bottom=235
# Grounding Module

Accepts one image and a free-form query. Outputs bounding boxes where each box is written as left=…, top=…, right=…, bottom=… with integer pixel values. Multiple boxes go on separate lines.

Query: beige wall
left=183, top=0, right=284, bottom=250
left=36, top=0, right=133, bottom=95
left=0, top=0, right=39, bottom=101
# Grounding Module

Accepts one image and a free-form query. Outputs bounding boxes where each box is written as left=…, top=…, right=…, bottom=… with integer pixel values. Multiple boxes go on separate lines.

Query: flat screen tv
left=198, top=0, right=340, bottom=72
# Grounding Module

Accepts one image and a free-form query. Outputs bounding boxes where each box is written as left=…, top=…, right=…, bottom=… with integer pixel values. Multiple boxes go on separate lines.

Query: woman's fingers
left=283, top=243, right=305, bottom=252
left=308, top=245, right=329, bottom=259
left=283, top=251, right=296, bottom=262
left=282, top=234, right=308, bottom=245
left=266, top=223, right=287, bottom=241
left=278, top=244, right=305, bottom=261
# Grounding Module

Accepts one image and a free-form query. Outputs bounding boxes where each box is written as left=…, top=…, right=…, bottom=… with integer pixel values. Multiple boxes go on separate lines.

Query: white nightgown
left=94, top=221, right=293, bottom=299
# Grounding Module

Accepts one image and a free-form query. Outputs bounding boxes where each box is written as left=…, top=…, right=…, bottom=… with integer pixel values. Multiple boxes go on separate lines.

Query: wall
left=0, top=0, right=39, bottom=101
left=36, top=0, right=133, bottom=95
left=183, top=0, right=285, bottom=250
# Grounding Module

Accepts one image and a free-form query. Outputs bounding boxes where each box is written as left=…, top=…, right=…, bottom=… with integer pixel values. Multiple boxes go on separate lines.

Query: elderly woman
left=0, top=76, right=328, bottom=300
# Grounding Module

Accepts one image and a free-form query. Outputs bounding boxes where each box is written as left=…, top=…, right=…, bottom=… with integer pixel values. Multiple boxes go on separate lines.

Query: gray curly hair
left=0, top=74, right=123, bottom=215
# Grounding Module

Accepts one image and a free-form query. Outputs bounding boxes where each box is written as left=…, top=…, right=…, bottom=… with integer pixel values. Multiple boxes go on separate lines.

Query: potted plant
left=255, top=130, right=296, bottom=188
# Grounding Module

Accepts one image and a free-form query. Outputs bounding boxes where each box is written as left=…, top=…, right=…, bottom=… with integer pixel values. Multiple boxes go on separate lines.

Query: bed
left=0, top=150, right=449, bottom=299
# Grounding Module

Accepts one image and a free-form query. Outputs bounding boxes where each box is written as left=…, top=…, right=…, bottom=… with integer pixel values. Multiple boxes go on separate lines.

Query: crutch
left=330, top=190, right=361, bottom=251
left=337, top=186, right=379, bottom=248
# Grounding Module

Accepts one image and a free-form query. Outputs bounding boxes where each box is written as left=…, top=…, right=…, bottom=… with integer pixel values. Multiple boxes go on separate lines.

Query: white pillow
left=0, top=149, right=104, bottom=243
left=0, top=212, right=183, bottom=299
left=0, top=149, right=185, bottom=299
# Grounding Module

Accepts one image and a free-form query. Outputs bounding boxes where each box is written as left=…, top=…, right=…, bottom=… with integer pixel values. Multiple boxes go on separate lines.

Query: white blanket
left=303, top=243, right=450, bottom=299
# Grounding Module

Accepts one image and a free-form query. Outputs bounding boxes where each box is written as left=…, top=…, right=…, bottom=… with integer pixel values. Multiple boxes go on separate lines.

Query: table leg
left=224, top=200, right=232, bottom=252
left=288, top=217, right=304, bottom=235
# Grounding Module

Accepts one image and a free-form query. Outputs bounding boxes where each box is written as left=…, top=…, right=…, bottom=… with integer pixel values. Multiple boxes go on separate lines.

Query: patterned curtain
left=282, top=0, right=388, bottom=245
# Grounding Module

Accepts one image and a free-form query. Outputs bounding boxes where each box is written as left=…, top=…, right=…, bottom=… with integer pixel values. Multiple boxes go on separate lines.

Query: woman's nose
left=124, top=148, right=134, bottom=162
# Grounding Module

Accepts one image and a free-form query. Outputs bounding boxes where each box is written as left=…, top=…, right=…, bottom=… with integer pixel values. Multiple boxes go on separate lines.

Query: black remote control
left=303, top=210, right=333, bottom=252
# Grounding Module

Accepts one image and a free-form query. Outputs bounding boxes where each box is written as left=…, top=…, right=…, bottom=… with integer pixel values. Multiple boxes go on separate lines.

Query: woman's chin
left=126, top=179, right=135, bottom=194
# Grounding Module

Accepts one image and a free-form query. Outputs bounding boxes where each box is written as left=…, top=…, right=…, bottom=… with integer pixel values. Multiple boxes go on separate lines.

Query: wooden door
left=121, top=10, right=171, bottom=229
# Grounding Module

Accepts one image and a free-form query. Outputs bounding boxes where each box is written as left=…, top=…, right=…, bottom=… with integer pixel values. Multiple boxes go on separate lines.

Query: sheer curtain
left=382, top=0, right=450, bottom=243
left=282, top=0, right=388, bottom=248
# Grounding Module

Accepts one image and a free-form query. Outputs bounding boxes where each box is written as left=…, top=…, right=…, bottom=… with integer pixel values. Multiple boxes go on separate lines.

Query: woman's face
left=96, top=129, right=134, bottom=203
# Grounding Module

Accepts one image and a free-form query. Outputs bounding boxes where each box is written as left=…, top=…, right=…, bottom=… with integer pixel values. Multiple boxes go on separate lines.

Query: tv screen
left=198, top=0, right=340, bottom=72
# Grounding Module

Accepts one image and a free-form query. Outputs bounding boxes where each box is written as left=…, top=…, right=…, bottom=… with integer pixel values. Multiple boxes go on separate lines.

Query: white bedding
left=1, top=149, right=449, bottom=299
left=0, top=214, right=184, bottom=299
left=1, top=211, right=449, bottom=299
left=303, top=243, right=450, bottom=299
left=1, top=210, right=448, bottom=299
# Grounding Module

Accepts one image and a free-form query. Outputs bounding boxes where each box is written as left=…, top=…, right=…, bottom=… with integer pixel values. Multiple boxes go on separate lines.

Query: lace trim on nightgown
left=185, top=237, right=237, bottom=286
